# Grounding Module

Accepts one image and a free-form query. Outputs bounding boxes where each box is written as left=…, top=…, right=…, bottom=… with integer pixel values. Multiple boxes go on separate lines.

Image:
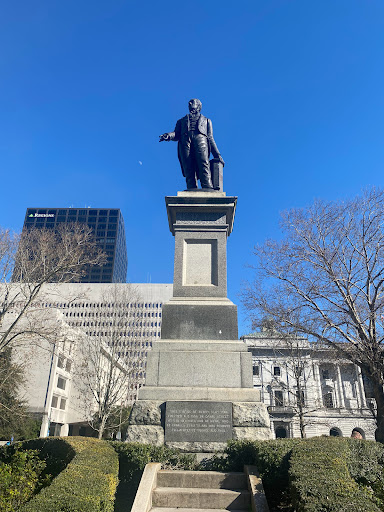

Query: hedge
left=289, top=438, right=381, bottom=512
left=0, top=437, right=77, bottom=511
left=204, top=438, right=384, bottom=511
left=3, top=435, right=382, bottom=512
left=110, top=441, right=196, bottom=477
left=346, top=438, right=384, bottom=507
left=0, top=449, right=47, bottom=512
left=20, top=437, right=119, bottom=512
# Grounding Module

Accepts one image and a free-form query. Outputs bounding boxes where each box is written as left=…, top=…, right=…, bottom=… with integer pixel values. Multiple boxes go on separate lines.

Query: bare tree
left=0, top=224, right=105, bottom=431
left=274, top=337, right=323, bottom=438
left=0, top=224, right=106, bottom=353
left=242, top=188, right=384, bottom=442
left=72, top=285, right=147, bottom=439
left=254, top=321, right=324, bottom=438
left=74, top=334, right=130, bottom=439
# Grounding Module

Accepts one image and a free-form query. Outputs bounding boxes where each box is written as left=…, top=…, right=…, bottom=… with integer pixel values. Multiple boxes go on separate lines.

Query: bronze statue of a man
left=159, top=99, right=224, bottom=190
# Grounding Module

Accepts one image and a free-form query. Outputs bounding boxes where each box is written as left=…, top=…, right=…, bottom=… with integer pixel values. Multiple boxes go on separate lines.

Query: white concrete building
left=54, top=283, right=173, bottom=402
left=2, top=282, right=173, bottom=436
left=242, top=330, right=376, bottom=440
left=18, top=331, right=128, bottom=438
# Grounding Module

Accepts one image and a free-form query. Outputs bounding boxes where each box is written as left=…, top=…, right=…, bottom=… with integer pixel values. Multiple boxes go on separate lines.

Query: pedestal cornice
left=165, top=192, right=237, bottom=236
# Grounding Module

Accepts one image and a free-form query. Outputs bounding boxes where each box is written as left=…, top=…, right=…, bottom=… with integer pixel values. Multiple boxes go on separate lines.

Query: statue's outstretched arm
left=207, top=119, right=224, bottom=165
left=159, top=120, right=180, bottom=142
left=159, top=132, right=175, bottom=142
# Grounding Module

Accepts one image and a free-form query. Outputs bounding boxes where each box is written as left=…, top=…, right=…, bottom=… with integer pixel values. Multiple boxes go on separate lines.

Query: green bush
left=21, top=437, right=75, bottom=479
left=5, top=435, right=381, bottom=512
left=205, top=438, right=384, bottom=511
left=0, top=436, right=75, bottom=466
left=111, top=441, right=196, bottom=478
left=346, top=438, right=384, bottom=508
left=289, top=437, right=380, bottom=512
left=20, top=437, right=119, bottom=512
left=0, top=437, right=75, bottom=511
left=0, top=449, right=47, bottom=512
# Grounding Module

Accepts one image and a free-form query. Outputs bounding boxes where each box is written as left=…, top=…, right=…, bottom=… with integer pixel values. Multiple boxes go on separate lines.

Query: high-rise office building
left=22, top=207, right=128, bottom=283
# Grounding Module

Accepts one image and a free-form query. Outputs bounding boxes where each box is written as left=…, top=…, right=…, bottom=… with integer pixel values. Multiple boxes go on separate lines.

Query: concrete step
left=151, top=509, right=247, bottom=512
left=152, top=487, right=250, bottom=510
left=157, top=470, right=247, bottom=490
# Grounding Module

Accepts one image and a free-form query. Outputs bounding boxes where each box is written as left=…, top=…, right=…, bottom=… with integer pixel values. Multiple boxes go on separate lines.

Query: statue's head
left=188, top=98, right=202, bottom=114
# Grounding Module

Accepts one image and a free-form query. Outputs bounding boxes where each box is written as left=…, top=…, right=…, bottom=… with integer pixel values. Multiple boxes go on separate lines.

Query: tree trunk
left=372, top=380, right=384, bottom=443
left=298, top=411, right=306, bottom=438
left=98, top=416, right=107, bottom=439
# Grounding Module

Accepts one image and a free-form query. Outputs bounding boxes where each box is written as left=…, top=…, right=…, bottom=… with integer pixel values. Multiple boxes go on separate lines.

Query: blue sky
left=1, top=0, right=384, bottom=335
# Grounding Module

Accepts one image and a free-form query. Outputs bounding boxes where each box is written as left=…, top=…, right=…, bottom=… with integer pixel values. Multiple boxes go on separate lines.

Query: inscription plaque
left=165, top=401, right=233, bottom=442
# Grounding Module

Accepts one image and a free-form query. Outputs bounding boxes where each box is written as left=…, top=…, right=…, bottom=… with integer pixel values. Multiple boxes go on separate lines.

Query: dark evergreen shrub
left=110, top=441, right=197, bottom=479
left=0, top=449, right=47, bottom=512
left=346, top=438, right=384, bottom=509
left=20, top=437, right=118, bottom=512
left=289, top=437, right=380, bottom=512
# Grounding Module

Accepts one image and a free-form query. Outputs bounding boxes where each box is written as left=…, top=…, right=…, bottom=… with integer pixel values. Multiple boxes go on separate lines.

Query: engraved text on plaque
left=165, top=401, right=232, bottom=442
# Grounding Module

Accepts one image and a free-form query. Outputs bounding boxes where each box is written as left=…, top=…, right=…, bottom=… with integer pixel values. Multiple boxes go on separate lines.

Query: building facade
left=57, top=283, right=173, bottom=403
left=242, top=330, right=376, bottom=440
left=3, top=282, right=173, bottom=437
left=16, top=329, right=129, bottom=438
left=21, top=207, right=128, bottom=283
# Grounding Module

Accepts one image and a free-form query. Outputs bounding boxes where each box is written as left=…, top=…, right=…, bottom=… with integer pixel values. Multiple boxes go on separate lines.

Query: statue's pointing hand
left=159, top=133, right=171, bottom=142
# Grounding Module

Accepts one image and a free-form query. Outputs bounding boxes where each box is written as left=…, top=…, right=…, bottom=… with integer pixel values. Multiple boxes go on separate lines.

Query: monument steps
left=131, top=463, right=269, bottom=512
left=151, top=509, right=248, bottom=512
left=157, top=469, right=247, bottom=489
left=151, top=469, right=251, bottom=510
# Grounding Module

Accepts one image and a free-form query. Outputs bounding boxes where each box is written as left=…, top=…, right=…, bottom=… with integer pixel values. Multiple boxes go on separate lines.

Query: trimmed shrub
left=20, top=437, right=119, bottom=512
left=289, top=437, right=380, bottom=512
left=0, top=437, right=75, bottom=511
left=0, top=449, right=47, bottom=512
left=24, top=437, right=75, bottom=479
left=0, top=437, right=76, bottom=486
left=346, top=438, right=384, bottom=508
left=111, top=441, right=196, bottom=478
left=205, top=438, right=384, bottom=511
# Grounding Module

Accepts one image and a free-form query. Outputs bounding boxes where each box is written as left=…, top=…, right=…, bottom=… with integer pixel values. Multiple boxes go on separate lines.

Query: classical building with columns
left=242, top=330, right=376, bottom=440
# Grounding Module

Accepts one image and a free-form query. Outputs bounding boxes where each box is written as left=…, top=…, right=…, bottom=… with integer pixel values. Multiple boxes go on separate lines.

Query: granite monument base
left=125, top=189, right=272, bottom=449
left=161, top=298, right=238, bottom=340
left=126, top=399, right=271, bottom=452
left=144, top=338, right=254, bottom=389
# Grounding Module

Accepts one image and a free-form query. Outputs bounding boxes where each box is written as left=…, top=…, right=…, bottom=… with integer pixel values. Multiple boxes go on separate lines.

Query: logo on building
left=29, top=213, right=55, bottom=218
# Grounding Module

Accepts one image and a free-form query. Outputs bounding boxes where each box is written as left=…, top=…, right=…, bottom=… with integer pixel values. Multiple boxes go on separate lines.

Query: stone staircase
left=131, top=463, right=269, bottom=512
left=150, top=469, right=251, bottom=511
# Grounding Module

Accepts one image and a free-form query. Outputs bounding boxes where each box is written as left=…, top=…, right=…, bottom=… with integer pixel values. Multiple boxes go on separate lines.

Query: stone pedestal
left=126, top=190, right=271, bottom=450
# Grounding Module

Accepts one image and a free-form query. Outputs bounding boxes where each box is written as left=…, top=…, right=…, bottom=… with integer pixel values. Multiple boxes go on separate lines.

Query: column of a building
left=355, top=365, right=367, bottom=409
left=39, top=413, right=49, bottom=438
left=336, top=365, right=345, bottom=408
left=260, top=360, right=265, bottom=403
left=313, top=363, right=323, bottom=407
left=61, top=424, right=69, bottom=436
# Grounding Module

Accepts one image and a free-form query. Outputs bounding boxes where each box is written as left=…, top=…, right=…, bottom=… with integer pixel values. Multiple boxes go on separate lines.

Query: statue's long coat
left=169, top=114, right=221, bottom=177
